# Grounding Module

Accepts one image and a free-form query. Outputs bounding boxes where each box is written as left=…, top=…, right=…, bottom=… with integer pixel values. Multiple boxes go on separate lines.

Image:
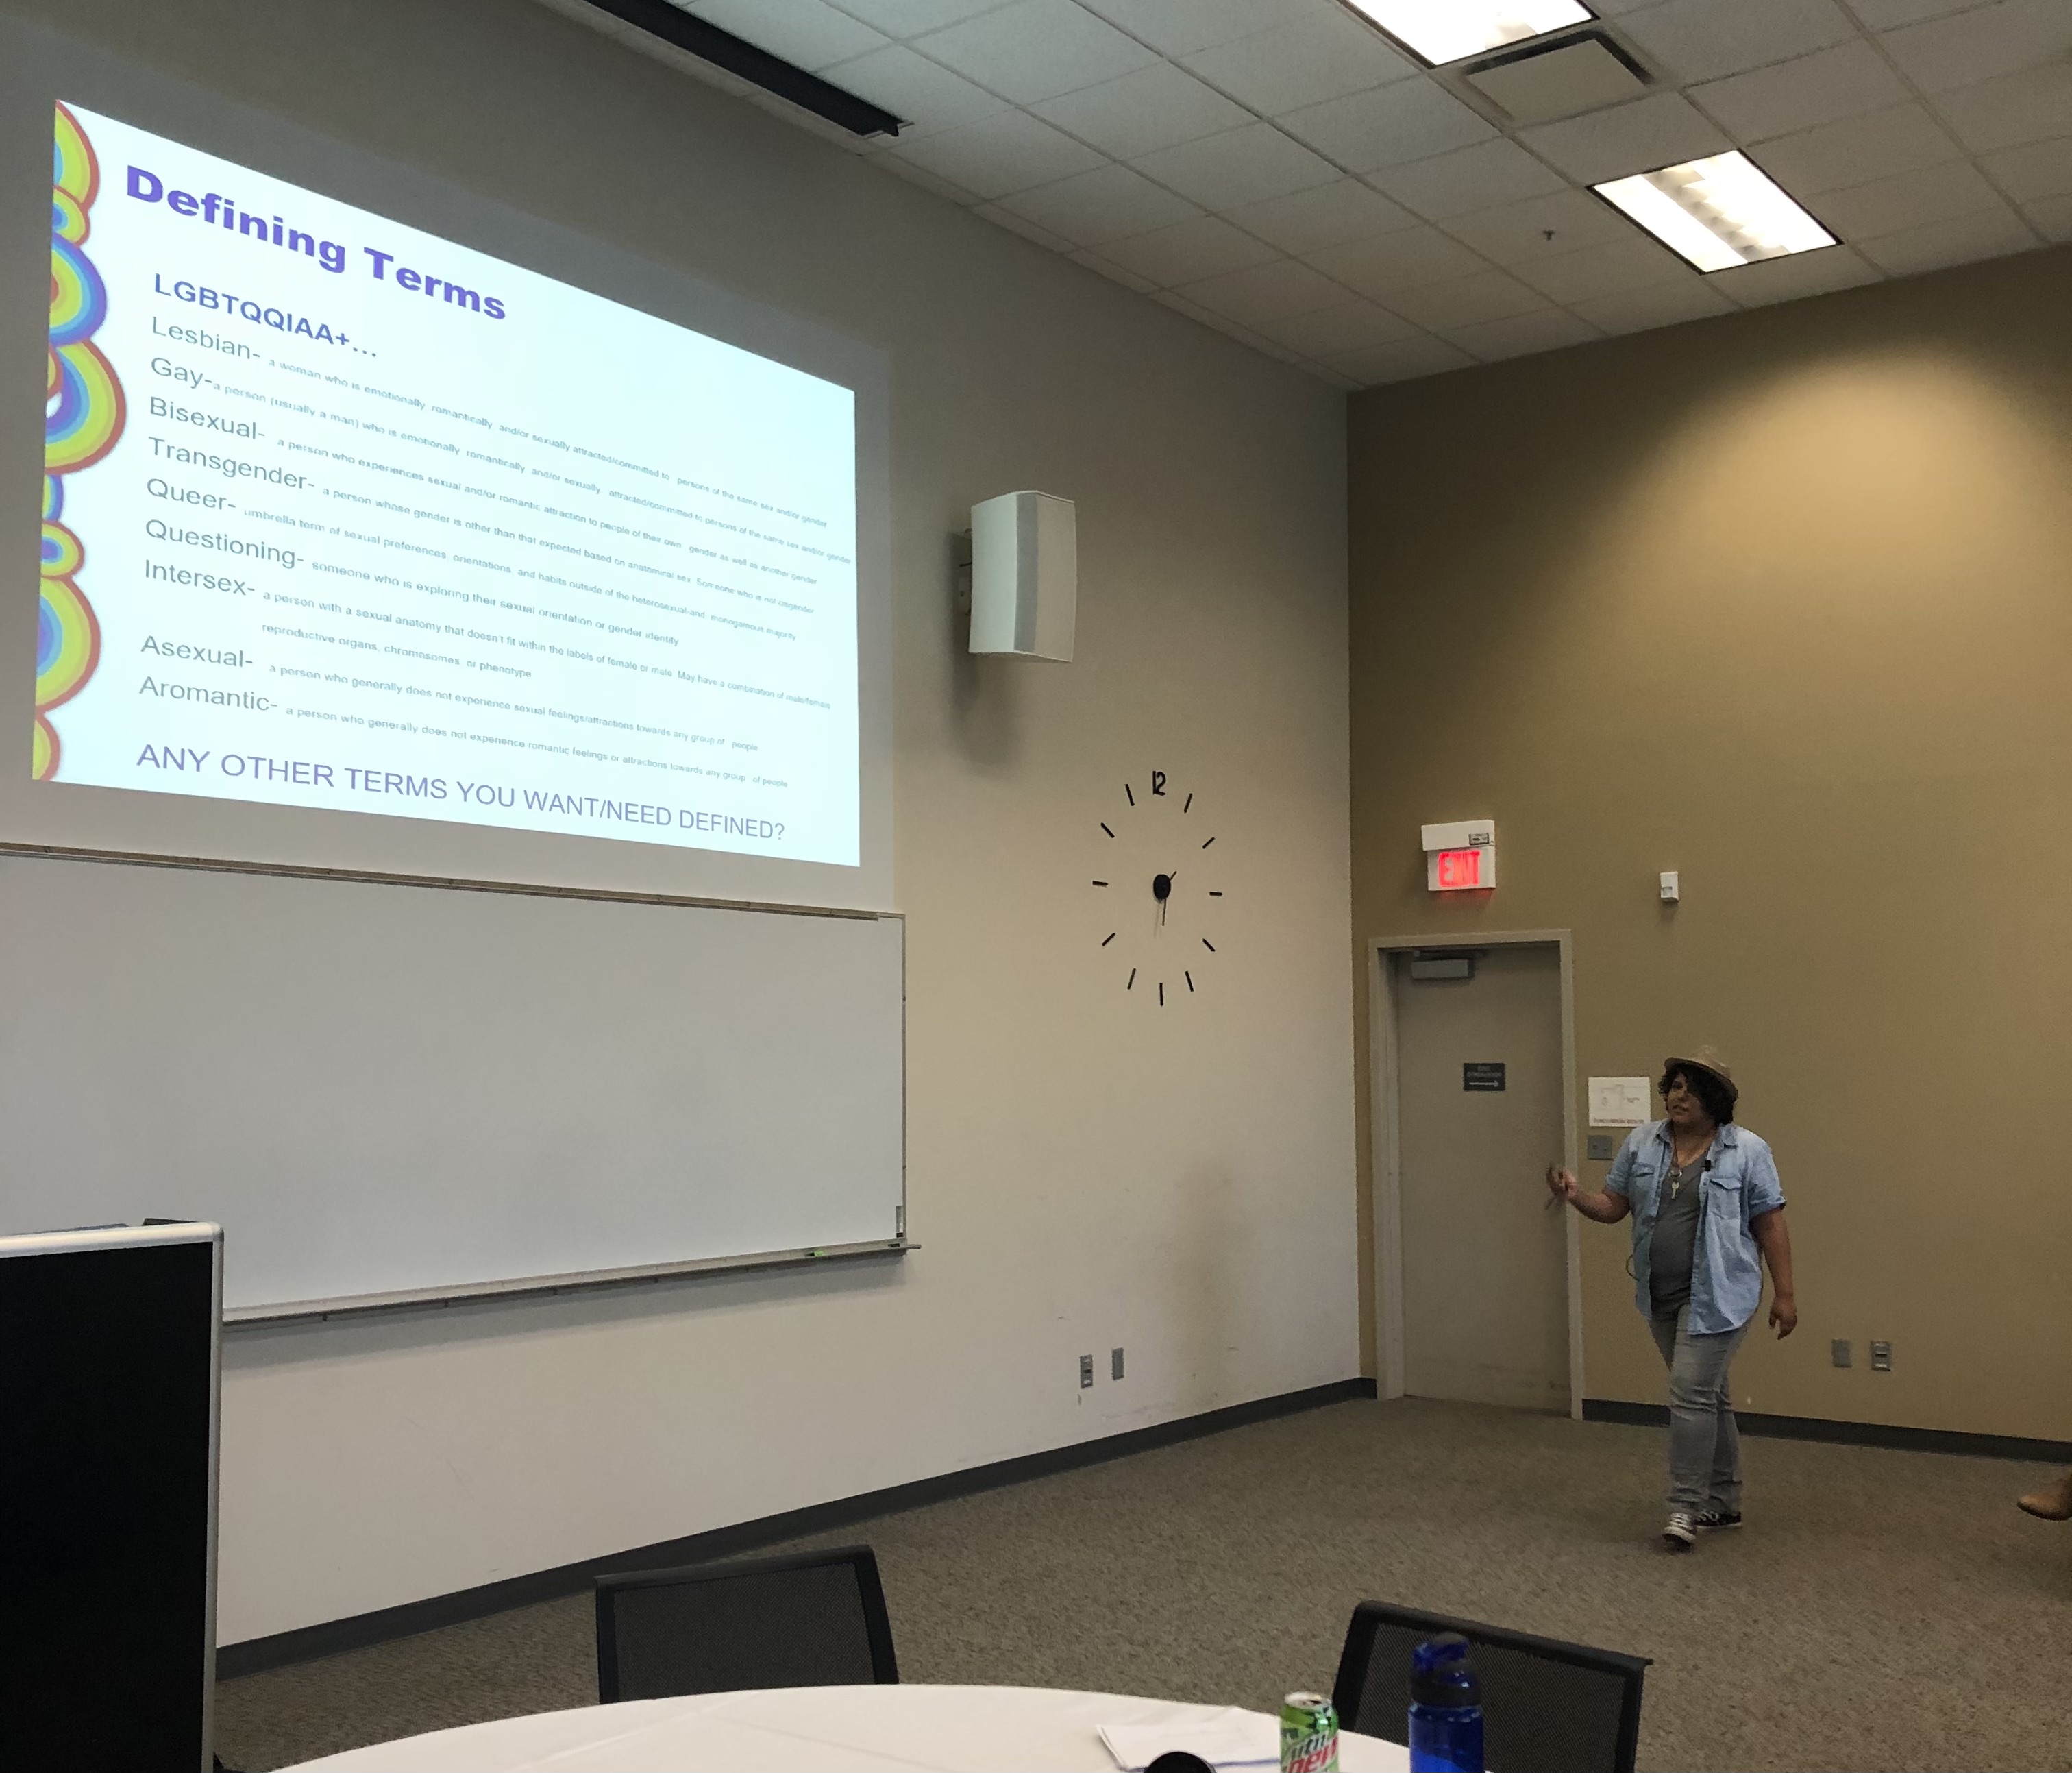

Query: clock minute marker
left=1124, top=782, right=1135, bottom=807
left=1202, top=938, right=1216, bottom=953
left=1201, top=835, right=1216, bottom=849
left=1100, top=932, right=1116, bottom=946
left=1183, top=792, right=1193, bottom=813
left=1185, top=970, right=1194, bottom=992
left=1158, top=981, right=1165, bottom=1005
left=1126, top=968, right=1135, bottom=990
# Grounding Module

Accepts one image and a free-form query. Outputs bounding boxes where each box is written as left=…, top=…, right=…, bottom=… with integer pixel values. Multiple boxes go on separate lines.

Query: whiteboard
left=0, top=853, right=904, bottom=1316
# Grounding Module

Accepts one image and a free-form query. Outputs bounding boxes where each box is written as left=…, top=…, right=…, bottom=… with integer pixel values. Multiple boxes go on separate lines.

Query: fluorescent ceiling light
left=1595, top=151, right=1836, bottom=273
left=1344, top=1, right=1594, bottom=66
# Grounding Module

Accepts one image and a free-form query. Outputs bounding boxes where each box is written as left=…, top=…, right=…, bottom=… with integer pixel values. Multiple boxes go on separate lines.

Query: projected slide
left=41, top=103, right=859, bottom=864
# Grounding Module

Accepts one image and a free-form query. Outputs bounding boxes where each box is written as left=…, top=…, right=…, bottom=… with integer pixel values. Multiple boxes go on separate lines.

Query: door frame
left=1368, top=929, right=1583, bottom=1418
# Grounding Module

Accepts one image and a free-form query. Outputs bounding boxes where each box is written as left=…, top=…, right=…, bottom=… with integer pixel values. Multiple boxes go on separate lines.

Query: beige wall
left=7, top=0, right=1357, bottom=1641
left=1350, top=245, right=2072, bottom=1441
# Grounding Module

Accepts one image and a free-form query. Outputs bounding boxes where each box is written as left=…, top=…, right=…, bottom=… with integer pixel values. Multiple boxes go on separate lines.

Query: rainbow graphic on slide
left=38, top=102, right=123, bottom=781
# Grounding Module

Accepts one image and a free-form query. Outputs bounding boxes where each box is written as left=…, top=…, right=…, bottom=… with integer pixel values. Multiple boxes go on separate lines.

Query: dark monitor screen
left=0, top=1235, right=217, bottom=1770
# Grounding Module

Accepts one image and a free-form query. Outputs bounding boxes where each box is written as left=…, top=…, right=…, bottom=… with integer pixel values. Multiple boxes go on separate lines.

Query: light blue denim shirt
left=1605, top=1120, right=1786, bottom=1334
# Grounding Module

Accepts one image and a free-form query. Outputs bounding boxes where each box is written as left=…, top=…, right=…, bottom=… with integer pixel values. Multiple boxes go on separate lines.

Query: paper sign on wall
left=1588, top=1076, right=1651, bottom=1127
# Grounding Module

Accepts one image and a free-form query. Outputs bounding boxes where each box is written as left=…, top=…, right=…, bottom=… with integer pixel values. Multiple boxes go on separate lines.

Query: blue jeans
left=1647, top=1305, right=1751, bottom=1513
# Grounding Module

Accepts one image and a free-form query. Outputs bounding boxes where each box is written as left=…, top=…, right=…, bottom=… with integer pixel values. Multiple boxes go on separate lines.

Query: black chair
left=595, top=1545, right=898, bottom=1703
left=1331, top=1601, right=1649, bottom=1773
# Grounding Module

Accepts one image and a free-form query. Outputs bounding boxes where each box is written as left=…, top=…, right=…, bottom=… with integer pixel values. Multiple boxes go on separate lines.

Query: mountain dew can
left=1281, top=1692, right=1339, bottom=1773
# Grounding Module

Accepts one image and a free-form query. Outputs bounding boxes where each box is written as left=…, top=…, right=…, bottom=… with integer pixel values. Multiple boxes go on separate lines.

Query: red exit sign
left=1434, top=848, right=1483, bottom=890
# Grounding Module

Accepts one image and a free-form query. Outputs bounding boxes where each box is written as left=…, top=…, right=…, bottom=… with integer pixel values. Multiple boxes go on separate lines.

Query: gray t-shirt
left=1649, top=1155, right=1707, bottom=1317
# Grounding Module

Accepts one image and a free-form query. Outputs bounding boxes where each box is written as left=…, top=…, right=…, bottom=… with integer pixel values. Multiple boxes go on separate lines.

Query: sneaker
left=1662, top=1512, right=1697, bottom=1550
left=1694, top=1510, right=1742, bottom=1532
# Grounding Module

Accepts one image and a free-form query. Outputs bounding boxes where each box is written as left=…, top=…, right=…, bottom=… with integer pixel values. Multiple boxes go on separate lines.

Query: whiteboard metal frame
left=0, top=1220, right=223, bottom=1769
left=2, top=844, right=909, bottom=1325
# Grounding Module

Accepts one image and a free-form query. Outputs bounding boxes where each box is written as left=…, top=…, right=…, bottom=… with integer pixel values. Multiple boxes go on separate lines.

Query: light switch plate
left=1832, top=1338, right=1852, bottom=1368
left=1870, top=1341, right=1892, bottom=1373
left=1586, top=1132, right=1616, bottom=1162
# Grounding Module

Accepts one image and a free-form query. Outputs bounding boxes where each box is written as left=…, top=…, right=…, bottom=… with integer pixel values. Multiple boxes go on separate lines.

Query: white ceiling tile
left=819, top=44, right=1011, bottom=134
left=972, top=201, right=1078, bottom=250
left=914, top=0, right=1159, bottom=103
left=1150, top=289, right=1285, bottom=354
left=994, top=161, right=1201, bottom=243
left=1097, top=215, right=1285, bottom=283
left=1929, top=62, right=2072, bottom=154
left=1570, top=278, right=1739, bottom=332
left=1444, top=306, right=1605, bottom=362
left=1617, top=0, right=1858, bottom=83
left=1279, top=79, right=1498, bottom=171
left=1068, top=245, right=1161, bottom=290
left=1439, top=188, right=1638, bottom=265
left=1520, top=93, right=1732, bottom=184
left=1245, top=297, right=1422, bottom=356
left=1515, top=234, right=1694, bottom=301
left=1383, top=267, right=1550, bottom=329
left=1984, top=138, right=2072, bottom=204
left=1855, top=201, right=2041, bottom=272
left=1464, top=38, right=1649, bottom=127
left=1751, top=103, right=1963, bottom=196
left=887, top=108, right=1107, bottom=197
left=1180, top=11, right=1416, bottom=117
left=2021, top=193, right=2072, bottom=241
left=1173, top=256, right=1353, bottom=326
left=1691, top=42, right=1912, bottom=143
left=1074, top=0, right=1327, bottom=58
left=1816, top=156, right=2003, bottom=236
left=1877, top=0, right=2072, bottom=93
left=1367, top=138, right=1569, bottom=220
left=1842, top=0, right=1992, bottom=24
left=1131, top=123, right=1342, bottom=208
left=1707, top=242, right=1881, bottom=304
left=1031, top=62, right=1253, bottom=160
left=829, top=0, right=1017, bottom=37
left=1305, top=222, right=1491, bottom=294
left=691, top=0, right=890, bottom=69
left=1328, top=334, right=1478, bottom=384
left=874, top=150, right=983, bottom=201
left=1224, top=179, right=1419, bottom=254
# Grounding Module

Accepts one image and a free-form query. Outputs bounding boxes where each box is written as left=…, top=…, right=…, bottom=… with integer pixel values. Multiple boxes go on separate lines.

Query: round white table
left=280, top=1683, right=1408, bottom=1772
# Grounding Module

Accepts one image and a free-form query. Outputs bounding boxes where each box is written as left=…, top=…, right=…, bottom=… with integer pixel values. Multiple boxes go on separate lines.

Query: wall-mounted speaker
left=969, top=490, right=1075, bottom=661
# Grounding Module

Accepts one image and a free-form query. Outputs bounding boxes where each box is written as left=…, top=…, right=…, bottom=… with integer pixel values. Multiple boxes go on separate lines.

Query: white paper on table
left=1588, top=1075, right=1651, bottom=1128
left=1100, top=1709, right=1281, bottom=1770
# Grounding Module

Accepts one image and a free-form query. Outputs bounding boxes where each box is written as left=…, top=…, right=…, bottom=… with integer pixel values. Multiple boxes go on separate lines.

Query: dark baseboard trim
left=219, top=1375, right=1378, bottom=1678
left=1583, top=1398, right=2072, bottom=1464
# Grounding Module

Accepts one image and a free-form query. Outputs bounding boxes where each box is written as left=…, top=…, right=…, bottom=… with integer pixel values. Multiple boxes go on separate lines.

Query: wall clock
left=1092, top=770, right=1222, bottom=1005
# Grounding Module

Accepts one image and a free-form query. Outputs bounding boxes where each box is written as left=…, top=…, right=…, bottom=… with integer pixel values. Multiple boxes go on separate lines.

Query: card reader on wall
left=1422, top=818, right=1495, bottom=891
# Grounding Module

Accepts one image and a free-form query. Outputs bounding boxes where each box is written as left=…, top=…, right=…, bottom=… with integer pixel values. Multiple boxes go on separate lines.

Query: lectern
left=0, top=1222, right=222, bottom=1770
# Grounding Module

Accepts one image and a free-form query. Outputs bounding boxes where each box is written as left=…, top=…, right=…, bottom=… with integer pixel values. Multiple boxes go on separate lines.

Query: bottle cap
left=1410, top=1633, right=1480, bottom=1708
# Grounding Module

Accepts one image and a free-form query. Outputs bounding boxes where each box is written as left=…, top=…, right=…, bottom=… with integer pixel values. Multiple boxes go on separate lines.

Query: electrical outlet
left=1870, top=1340, right=1892, bottom=1373
left=1111, top=1347, right=1124, bottom=1381
left=1832, top=1338, right=1852, bottom=1369
left=1078, top=1354, right=1093, bottom=1389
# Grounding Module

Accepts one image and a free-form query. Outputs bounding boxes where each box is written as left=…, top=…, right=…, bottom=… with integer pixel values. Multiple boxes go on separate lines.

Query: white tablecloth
left=281, top=1683, right=1408, bottom=1772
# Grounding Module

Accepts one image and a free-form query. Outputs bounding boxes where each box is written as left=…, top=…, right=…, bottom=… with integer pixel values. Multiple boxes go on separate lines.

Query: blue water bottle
left=1408, top=1634, right=1483, bottom=1773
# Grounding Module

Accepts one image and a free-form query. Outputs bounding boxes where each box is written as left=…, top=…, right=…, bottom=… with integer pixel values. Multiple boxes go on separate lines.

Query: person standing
left=1546, top=1049, right=1797, bottom=1550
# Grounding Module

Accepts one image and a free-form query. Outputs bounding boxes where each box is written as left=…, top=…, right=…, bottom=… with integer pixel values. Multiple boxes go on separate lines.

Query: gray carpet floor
left=216, top=1398, right=2072, bottom=1772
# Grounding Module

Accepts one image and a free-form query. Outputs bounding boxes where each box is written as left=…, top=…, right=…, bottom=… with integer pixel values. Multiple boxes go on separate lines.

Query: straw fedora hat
left=1664, top=1045, right=1739, bottom=1110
